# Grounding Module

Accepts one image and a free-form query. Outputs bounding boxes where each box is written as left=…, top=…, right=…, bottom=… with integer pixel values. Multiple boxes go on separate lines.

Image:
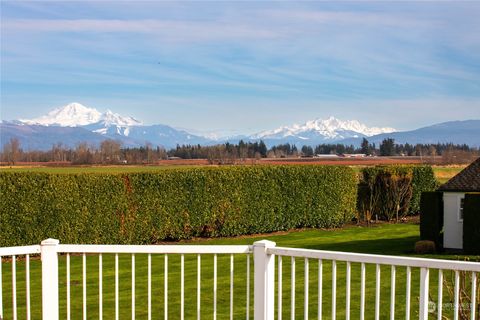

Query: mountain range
left=1, top=102, right=478, bottom=150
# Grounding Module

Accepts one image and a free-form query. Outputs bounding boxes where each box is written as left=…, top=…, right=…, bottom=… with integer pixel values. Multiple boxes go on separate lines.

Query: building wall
left=443, top=192, right=464, bottom=250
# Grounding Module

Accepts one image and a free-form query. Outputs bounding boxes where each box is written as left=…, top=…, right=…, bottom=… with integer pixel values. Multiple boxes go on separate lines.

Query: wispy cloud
left=3, top=18, right=280, bottom=42
left=1, top=1, right=479, bottom=131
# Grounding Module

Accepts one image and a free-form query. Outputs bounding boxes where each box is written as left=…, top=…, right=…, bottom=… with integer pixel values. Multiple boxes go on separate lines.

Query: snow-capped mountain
left=251, top=116, right=395, bottom=142
left=20, top=102, right=142, bottom=129
left=11, top=102, right=210, bottom=149
left=4, top=102, right=477, bottom=150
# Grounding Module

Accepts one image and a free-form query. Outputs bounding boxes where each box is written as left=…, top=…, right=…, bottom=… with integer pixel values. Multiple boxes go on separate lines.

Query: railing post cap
left=41, top=238, right=60, bottom=245
left=253, top=239, right=276, bottom=247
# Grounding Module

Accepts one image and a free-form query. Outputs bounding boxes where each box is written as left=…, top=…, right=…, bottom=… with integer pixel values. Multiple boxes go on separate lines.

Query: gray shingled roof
left=438, top=157, right=480, bottom=192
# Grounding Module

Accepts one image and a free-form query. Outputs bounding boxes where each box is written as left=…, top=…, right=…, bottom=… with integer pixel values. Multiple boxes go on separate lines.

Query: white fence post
left=253, top=240, right=276, bottom=320
left=419, top=267, right=429, bottom=320
left=41, top=238, right=59, bottom=320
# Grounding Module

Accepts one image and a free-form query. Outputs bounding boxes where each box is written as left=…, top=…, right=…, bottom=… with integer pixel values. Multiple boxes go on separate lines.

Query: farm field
left=432, top=165, right=467, bottom=184
left=0, top=162, right=465, bottom=186
left=0, top=164, right=199, bottom=174
left=1, top=223, right=477, bottom=320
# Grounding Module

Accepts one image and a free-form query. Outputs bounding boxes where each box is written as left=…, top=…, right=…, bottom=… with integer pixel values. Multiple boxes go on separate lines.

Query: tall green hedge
left=420, top=191, right=444, bottom=250
left=463, top=193, right=480, bottom=255
left=0, top=166, right=358, bottom=246
left=411, top=166, right=438, bottom=213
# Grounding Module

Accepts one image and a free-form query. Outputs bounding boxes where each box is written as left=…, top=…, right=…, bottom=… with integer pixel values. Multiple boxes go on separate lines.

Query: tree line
left=1, top=137, right=478, bottom=165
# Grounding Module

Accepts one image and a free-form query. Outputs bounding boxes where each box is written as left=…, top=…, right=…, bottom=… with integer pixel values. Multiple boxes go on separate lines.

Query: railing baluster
left=26, top=254, right=30, bottom=320
left=472, top=272, right=477, bottom=320
left=454, top=270, right=460, bottom=320
left=278, top=255, right=282, bottom=320
left=0, top=256, right=2, bottom=319
left=332, top=260, right=336, bottom=320
left=148, top=254, right=151, bottom=320
left=419, top=267, right=430, bottom=320
left=346, top=261, right=351, bottom=320
left=132, top=254, right=135, bottom=320
left=12, top=255, right=16, bottom=320
left=99, top=254, right=102, bottom=320
left=406, top=266, right=411, bottom=320
left=164, top=254, right=168, bottom=320
left=246, top=254, right=250, bottom=320
left=66, top=253, right=70, bottom=320
left=390, top=265, right=396, bottom=320
left=230, top=254, right=234, bottom=320
left=360, top=262, right=365, bottom=320
left=197, top=254, right=201, bottom=320
left=181, top=254, right=184, bottom=320
left=437, top=269, right=442, bottom=320
left=214, top=254, right=217, bottom=320
left=115, top=253, right=119, bottom=320
left=83, top=253, right=86, bottom=320
left=304, top=258, right=309, bottom=320
left=291, top=256, right=295, bottom=320
left=318, top=259, right=322, bottom=320
left=375, top=264, right=380, bottom=320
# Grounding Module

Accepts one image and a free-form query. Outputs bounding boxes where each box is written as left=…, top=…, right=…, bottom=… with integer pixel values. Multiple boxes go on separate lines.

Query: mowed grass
left=1, top=223, right=478, bottom=320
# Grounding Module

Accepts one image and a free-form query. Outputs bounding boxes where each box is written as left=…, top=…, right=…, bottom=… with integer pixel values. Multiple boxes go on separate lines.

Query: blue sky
left=1, top=1, right=479, bottom=134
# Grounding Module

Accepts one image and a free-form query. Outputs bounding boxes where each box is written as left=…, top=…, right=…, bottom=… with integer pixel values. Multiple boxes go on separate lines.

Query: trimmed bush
left=0, top=165, right=358, bottom=246
left=414, top=240, right=436, bottom=254
left=463, top=193, right=480, bottom=255
left=420, top=191, right=444, bottom=250
left=411, top=166, right=438, bottom=213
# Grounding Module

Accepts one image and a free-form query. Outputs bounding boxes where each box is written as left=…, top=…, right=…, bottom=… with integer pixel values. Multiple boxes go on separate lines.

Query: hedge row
left=463, top=193, right=480, bottom=255
left=420, top=191, right=444, bottom=249
left=0, top=166, right=358, bottom=246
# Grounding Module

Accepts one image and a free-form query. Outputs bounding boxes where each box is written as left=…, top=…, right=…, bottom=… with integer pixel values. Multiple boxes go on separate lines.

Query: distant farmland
left=0, top=158, right=465, bottom=184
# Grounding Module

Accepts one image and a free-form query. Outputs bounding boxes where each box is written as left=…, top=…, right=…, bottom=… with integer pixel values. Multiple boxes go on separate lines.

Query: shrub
left=414, top=240, right=436, bottom=254
left=0, top=165, right=358, bottom=246
left=419, top=191, right=443, bottom=250
left=358, top=165, right=437, bottom=221
left=463, top=193, right=480, bottom=255
left=410, top=166, right=438, bottom=213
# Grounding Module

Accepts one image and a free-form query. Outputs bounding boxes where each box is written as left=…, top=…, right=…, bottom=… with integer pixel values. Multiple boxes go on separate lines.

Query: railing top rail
left=58, top=244, right=252, bottom=254
left=0, top=245, right=41, bottom=256
left=269, top=247, right=480, bottom=272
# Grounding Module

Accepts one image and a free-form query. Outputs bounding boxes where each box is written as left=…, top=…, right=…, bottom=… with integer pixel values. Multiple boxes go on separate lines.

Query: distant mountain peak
left=21, top=102, right=102, bottom=127
left=100, top=109, right=142, bottom=127
left=251, top=116, right=395, bottom=141
left=20, top=102, right=142, bottom=128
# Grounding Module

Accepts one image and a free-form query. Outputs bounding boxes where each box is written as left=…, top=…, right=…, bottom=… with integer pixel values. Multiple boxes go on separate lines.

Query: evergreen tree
left=361, top=138, right=370, bottom=155
left=380, top=138, right=395, bottom=156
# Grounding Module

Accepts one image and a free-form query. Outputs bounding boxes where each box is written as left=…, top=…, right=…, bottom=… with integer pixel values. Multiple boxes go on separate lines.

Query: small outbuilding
left=438, top=158, right=480, bottom=250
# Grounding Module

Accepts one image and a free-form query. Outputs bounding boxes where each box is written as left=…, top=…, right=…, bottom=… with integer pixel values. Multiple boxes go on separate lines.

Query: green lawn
left=432, top=166, right=465, bottom=184
left=1, top=223, right=477, bottom=320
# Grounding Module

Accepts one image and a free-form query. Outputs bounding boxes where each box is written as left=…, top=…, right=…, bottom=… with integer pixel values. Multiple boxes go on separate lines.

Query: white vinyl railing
left=0, top=239, right=479, bottom=320
left=0, top=245, right=41, bottom=320
left=269, top=244, right=480, bottom=320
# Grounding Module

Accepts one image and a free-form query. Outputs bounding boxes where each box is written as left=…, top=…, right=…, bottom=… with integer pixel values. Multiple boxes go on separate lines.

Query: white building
left=438, top=158, right=480, bottom=250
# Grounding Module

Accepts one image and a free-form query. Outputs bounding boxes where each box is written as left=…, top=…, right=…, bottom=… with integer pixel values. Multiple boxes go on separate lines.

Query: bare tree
left=73, top=142, right=93, bottom=164
left=100, top=139, right=122, bottom=164
left=2, top=138, right=21, bottom=165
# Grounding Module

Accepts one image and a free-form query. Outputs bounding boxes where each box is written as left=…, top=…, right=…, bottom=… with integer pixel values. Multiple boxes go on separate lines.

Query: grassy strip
left=1, top=223, right=477, bottom=319
left=432, top=166, right=466, bottom=184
